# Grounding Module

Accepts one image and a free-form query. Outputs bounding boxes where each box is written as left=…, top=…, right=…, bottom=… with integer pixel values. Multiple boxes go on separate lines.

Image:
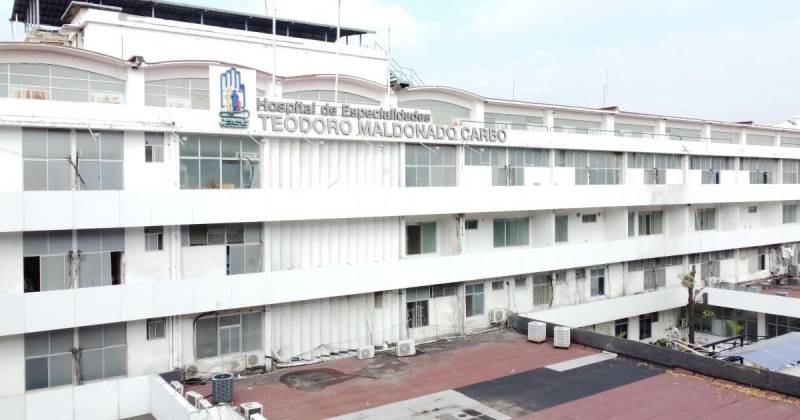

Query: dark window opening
left=407, top=300, right=429, bottom=328
left=406, top=225, right=421, bottom=255
left=24, top=256, right=40, bottom=293
left=110, top=251, right=123, bottom=285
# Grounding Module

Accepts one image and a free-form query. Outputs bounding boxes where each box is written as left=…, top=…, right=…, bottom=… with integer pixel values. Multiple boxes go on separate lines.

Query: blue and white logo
left=219, top=67, right=249, bottom=128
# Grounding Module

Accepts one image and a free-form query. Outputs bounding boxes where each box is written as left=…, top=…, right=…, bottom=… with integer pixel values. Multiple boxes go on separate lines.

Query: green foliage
left=726, top=320, right=744, bottom=336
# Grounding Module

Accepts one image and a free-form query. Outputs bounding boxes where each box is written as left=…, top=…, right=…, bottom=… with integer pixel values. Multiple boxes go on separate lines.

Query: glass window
left=195, top=312, right=263, bottom=359
left=22, top=128, right=72, bottom=191
left=746, top=133, right=775, bottom=146
left=783, top=205, right=797, bottom=224
left=405, top=144, right=456, bottom=187
left=147, top=318, right=166, bottom=340
left=710, top=130, right=738, bottom=144
left=741, top=158, right=777, bottom=184
left=76, top=131, right=124, bottom=191
left=465, top=283, right=484, bottom=317
left=24, top=329, right=75, bottom=390
left=559, top=150, right=622, bottom=185
left=493, top=217, right=529, bottom=247
left=615, top=123, right=654, bottom=138
left=695, top=208, right=716, bottom=231
left=639, top=312, right=658, bottom=339
left=590, top=268, right=605, bottom=296
left=555, top=215, right=568, bottom=243
left=145, top=78, right=209, bottom=109
left=406, top=222, right=436, bottom=255
left=781, top=136, right=800, bottom=148
left=407, top=299, right=429, bottom=328
left=783, top=160, right=799, bottom=184
left=614, top=319, right=628, bottom=339
left=553, top=118, right=601, bottom=135
left=7, top=63, right=124, bottom=104
left=484, top=113, right=544, bottom=131
left=533, top=274, right=552, bottom=305
left=145, top=132, right=165, bottom=163
left=665, top=126, right=702, bottom=141
left=226, top=223, right=263, bottom=275
left=180, top=135, right=261, bottom=189
left=145, top=226, right=164, bottom=251
left=637, top=211, right=663, bottom=236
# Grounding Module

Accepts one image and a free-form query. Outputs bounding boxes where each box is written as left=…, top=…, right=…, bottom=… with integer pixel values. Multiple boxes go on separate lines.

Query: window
left=614, top=318, right=628, bottom=338
left=691, top=306, right=756, bottom=340
left=195, top=312, right=262, bottom=359
left=145, top=132, right=165, bottom=163
left=465, top=283, right=484, bottom=317
left=590, top=268, right=605, bottom=297
left=374, top=292, right=383, bottom=309
left=514, top=277, right=527, bottom=288
left=465, top=219, right=478, bottom=230
left=147, top=318, right=166, bottom=340
left=627, top=153, right=681, bottom=184
left=180, top=135, right=261, bottom=189
left=554, top=271, right=567, bottom=283
left=639, top=312, right=658, bottom=340
left=746, top=133, right=775, bottom=146
left=747, top=205, right=758, bottom=214
left=690, top=250, right=734, bottom=281
left=581, top=214, right=597, bottom=223
left=405, top=144, right=456, bottom=187
left=491, top=280, right=504, bottom=290
left=79, top=323, right=127, bottom=381
left=144, top=226, right=164, bottom=251
left=181, top=223, right=262, bottom=274
left=398, top=99, right=469, bottom=125
left=710, top=131, right=738, bottom=144
left=783, top=160, right=799, bottom=184
left=22, top=128, right=125, bottom=191
left=553, top=118, right=601, bottom=135
left=23, top=229, right=125, bottom=292
left=741, top=158, right=778, bottom=184
left=615, top=123, right=654, bottom=138
left=637, top=211, right=663, bottom=236
left=554, top=215, right=568, bottom=243
left=557, top=150, right=622, bottom=185
left=694, top=208, right=716, bottom=231
left=784, top=204, right=797, bottom=224
left=533, top=274, right=553, bottom=305
left=666, top=126, right=702, bottom=141
left=690, top=156, right=736, bottom=184
left=406, top=286, right=431, bottom=328
left=485, top=147, right=550, bottom=185
left=431, top=284, right=458, bottom=297
left=629, top=257, right=681, bottom=290
left=76, top=131, right=124, bottom=190
left=766, top=314, right=800, bottom=338
left=575, top=268, right=586, bottom=280
left=406, top=222, right=436, bottom=255
left=484, top=113, right=544, bottom=131
left=24, top=329, right=74, bottom=390
left=22, top=128, right=71, bottom=191
left=77, top=229, right=125, bottom=288
left=285, top=90, right=379, bottom=105
left=145, top=78, right=209, bottom=109
left=493, top=217, right=529, bottom=247
left=782, top=137, right=800, bottom=148
left=1, top=63, right=125, bottom=104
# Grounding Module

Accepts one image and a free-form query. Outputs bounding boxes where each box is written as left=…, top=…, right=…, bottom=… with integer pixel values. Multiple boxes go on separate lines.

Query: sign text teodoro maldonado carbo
left=256, top=98, right=507, bottom=143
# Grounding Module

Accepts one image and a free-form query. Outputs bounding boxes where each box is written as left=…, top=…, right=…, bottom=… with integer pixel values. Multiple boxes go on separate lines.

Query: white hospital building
left=2, top=0, right=800, bottom=418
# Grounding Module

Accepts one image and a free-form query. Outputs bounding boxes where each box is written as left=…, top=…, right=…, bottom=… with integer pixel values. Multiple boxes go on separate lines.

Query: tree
left=681, top=265, right=703, bottom=345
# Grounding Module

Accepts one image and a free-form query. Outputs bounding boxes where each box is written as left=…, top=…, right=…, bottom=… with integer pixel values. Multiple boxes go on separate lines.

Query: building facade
left=3, top=1, right=800, bottom=418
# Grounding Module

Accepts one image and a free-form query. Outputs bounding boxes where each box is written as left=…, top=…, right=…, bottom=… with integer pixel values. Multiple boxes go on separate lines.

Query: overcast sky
left=1, top=0, right=799, bottom=123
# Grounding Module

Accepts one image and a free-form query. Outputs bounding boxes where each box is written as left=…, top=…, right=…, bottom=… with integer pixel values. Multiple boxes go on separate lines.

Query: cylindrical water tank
left=212, top=373, right=234, bottom=404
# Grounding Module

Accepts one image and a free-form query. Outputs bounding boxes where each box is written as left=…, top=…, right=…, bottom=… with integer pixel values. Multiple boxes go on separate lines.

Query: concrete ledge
left=509, top=314, right=800, bottom=399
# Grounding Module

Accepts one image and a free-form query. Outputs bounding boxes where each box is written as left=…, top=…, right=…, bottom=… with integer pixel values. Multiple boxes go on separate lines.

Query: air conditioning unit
left=357, top=345, right=375, bottom=360
left=397, top=339, right=416, bottom=357
left=246, top=354, right=262, bottom=369
left=251, top=415, right=267, bottom=420
left=239, top=402, right=263, bottom=418
left=553, top=326, right=571, bottom=349
left=198, top=398, right=213, bottom=409
left=170, top=380, right=184, bottom=395
left=527, top=321, right=546, bottom=343
left=185, top=365, right=199, bottom=378
left=489, top=308, right=508, bottom=324
left=185, top=391, right=203, bottom=408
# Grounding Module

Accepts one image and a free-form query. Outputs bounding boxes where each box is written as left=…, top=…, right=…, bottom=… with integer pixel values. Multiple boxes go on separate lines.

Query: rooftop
left=185, top=330, right=800, bottom=419
left=11, top=0, right=371, bottom=41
